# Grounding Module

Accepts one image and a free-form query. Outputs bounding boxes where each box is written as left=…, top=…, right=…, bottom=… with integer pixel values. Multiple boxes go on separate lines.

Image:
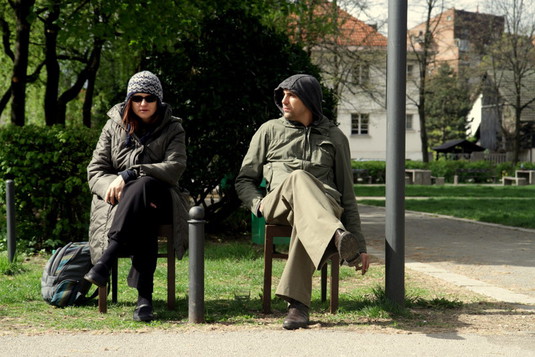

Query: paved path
left=2, top=205, right=534, bottom=356
left=2, top=330, right=534, bottom=356
left=359, top=204, right=535, bottom=306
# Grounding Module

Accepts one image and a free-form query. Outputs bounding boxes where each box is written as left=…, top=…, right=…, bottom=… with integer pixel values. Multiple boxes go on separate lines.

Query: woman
left=85, top=71, right=189, bottom=322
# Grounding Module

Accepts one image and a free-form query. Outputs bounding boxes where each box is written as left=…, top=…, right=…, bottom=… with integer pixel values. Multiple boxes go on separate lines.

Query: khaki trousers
left=261, top=170, right=344, bottom=307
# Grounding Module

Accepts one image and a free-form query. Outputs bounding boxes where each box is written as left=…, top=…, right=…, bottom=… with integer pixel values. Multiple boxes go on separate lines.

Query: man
left=235, top=74, right=369, bottom=330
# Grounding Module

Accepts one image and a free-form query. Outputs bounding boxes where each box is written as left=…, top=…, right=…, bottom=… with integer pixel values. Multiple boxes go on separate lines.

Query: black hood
left=274, top=74, right=323, bottom=122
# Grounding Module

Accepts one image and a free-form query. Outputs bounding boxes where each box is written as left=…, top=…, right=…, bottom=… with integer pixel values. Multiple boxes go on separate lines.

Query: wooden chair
left=97, top=224, right=176, bottom=313
left=263, top=224, right=339, bottom=314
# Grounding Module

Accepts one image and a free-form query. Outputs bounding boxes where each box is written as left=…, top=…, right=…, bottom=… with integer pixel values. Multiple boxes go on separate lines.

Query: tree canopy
left=0, top=1, right=335, bottom=230
left=426, top=63, right=471, bottom=148
left=143, top=7, right=332, bottom=227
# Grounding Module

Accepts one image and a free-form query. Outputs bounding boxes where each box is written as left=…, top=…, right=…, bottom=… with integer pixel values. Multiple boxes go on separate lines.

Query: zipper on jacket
left=301, top=127, right=311, bottom=170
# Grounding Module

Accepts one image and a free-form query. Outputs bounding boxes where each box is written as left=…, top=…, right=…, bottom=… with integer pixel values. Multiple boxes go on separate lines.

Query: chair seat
left=97, top=224, right=176, bottom=313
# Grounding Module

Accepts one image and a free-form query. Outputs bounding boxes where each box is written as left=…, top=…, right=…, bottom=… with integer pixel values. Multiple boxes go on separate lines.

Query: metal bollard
left=6, top=180, right=16, bottom=263
left=188, top=205, right=205, bottom=323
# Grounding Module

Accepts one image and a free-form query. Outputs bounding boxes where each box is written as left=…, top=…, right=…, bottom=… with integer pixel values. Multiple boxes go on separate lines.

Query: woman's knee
left=124, top=176, right=164, bottom=197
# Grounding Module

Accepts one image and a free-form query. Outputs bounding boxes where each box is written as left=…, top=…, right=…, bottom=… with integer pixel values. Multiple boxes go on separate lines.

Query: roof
left=432, top=139, right=486, bottom=153
left=491, top=70, right=535, bottom=122
left=334, top=7, right=387, bottom=47
left=288, top=1, right=387, bottom=48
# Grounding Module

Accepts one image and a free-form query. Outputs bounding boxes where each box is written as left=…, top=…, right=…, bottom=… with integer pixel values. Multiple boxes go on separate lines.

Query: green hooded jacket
left=235, top=74, right=366, bottom=252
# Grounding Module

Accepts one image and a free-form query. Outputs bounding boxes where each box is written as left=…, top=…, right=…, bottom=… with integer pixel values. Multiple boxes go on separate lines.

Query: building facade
left=311, top=5, right=423, bottom=160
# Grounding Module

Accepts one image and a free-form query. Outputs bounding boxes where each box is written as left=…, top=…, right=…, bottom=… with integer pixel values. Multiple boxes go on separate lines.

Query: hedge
left=352, top=159, right=535, bottom=184
left=0, top=125, right=100, bottom=253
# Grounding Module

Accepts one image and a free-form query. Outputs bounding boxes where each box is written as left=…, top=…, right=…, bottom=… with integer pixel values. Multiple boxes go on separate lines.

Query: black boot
left=84, top=240, right=120, bottom=287
left=133, top=296, right=154, bottom=322
left=84, top=261, right=110, bottom=287
left=283, top=299, right=309, bottom=330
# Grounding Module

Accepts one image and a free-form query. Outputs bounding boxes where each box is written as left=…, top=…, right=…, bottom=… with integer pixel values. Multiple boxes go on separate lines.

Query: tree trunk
left=512, top=105, right=522, bottom=164
left=43, top=2, right=61, bottom=126
left=82, top=40, right=103, bottom=128
left=0, top=87, right=11, bottom=117
left=10, top=0, right=36, bottom=126
left=418, top=44, right=429, bottom=163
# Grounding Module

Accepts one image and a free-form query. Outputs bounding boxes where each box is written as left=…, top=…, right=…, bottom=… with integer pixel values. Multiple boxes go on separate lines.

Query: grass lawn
left=1, top=184, right=533, bottom=333
left=1, top=240, right=488, bottom=334
left=356, top=184, right=535, bottom=229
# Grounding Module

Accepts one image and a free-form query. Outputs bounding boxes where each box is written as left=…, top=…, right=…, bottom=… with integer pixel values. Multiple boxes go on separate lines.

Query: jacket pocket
left=311, top=140, right=335, bottom=167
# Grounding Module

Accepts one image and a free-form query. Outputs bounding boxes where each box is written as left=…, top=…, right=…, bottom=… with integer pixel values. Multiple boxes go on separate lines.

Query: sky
left=350, top=0, right=492, bottom=33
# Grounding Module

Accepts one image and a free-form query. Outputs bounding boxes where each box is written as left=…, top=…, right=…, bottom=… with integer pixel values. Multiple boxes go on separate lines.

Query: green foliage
left=427, top=159, right=495, bottom=182
left=351, top=161, right=386, bottom=183
left=144, top=7, right=334, bottom=227
left=0, top=125, right=100, bottom=252
left=0, top=252, right=26, bottom=276
left=352, top=159, right=533, bottom=184
left=425, top=64, right=471, bottom=149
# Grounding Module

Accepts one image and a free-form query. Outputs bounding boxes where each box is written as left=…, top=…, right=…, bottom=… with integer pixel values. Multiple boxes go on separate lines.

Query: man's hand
left=105, top=176, right=125, bottom=205
left=355, top=253, right=370, bottom=275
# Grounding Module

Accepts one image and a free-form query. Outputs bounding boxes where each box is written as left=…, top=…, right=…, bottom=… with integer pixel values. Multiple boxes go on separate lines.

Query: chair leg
left=263, top=235, right=274, bottom=314
left=98, top=286, right=107, bottom=314
left=320, top=264, right=328, bottom=302
left=166, top=232, right=176, bottom=310
left=330, top=255, right=339, bottom=314
left=111, top=259, right=118, bottom=303
left=98, top=224, right=176, bottom=313
left=262, top=225, right=340, bottom=314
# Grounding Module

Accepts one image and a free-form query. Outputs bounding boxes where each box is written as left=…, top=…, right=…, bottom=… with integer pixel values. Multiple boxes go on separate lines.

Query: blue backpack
left=41, top=242, right=97, bottom=307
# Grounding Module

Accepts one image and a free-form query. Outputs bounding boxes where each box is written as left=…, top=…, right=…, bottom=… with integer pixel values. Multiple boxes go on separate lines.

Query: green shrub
left=351, top=161, right=386, bottom=183
left=427, top=159, right=459, bottom=181
left=352, top=159, right=528, bottom=184
left=0, top=125, right=100, bottom=253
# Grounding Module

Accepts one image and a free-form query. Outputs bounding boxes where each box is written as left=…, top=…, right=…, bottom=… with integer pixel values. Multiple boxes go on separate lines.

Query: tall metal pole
left=6, top=180, right=16, bottom=263
left=385, top=0, right=407, bottom=305
left=188, top=205, right=205, bottom=323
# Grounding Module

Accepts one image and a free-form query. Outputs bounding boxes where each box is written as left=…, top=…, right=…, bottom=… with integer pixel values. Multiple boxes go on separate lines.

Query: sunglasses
left=131, top=95, right=158, bottom=103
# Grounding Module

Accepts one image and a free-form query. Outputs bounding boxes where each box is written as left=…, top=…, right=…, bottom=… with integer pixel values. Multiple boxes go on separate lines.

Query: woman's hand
left=105, top=176, right=125, bottom=205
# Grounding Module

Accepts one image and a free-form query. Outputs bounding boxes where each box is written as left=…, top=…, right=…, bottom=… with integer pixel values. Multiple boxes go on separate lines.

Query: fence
left=470, top=152, right=508, bottom=164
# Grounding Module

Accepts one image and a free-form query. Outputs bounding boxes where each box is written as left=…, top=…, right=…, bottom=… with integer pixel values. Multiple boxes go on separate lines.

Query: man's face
left=281, top=89, right=311, bottom=124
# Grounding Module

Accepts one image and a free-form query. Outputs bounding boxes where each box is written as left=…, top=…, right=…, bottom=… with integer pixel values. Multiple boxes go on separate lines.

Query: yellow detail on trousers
left=260, top=170, right=345, bottom=307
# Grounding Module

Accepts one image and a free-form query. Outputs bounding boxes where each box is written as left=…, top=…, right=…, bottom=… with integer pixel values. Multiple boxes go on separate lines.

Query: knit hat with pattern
left=125, top=71, right=163, bottom=103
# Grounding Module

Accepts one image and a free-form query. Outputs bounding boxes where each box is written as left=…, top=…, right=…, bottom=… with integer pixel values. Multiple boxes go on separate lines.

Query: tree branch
left=0, top=17, right=14, bottom=60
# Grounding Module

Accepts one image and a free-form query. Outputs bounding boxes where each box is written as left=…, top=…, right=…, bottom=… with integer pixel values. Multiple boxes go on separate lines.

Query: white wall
left=335, top=78, right=423, bottom=161
left=313, top=47, right=423, bottom=161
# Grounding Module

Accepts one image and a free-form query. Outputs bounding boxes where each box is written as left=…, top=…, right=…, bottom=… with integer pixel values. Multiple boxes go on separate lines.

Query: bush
left=352, top=159, right=529, bottom=184
left=144, top=8, right=333, bottom=228
left=0, top=125, right=100, bottom=253
left=352, top=161, right=386, bottom=183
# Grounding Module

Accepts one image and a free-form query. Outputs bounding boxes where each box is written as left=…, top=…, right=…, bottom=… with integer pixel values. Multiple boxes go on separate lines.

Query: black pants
left=107, top=176, right=172, bottom=297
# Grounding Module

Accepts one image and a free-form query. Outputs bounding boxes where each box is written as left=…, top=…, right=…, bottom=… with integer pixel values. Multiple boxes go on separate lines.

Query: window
left=351, top=113, right=369, bottom=135
left=407, top=64, right=415, bottom=79
left=406, top=114, right=413, bottom=130
left=455, top=39, right=469, bottom=52
left=353, top=64, right=370, bottom=85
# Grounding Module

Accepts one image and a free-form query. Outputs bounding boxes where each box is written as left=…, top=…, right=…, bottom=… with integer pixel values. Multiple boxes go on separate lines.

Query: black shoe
left=84, top=262, right=109, bottom=287
left=133, top=304, right=154, bottom=322
left=283, top=300, right=309, bottom=330
left=334, top=229, right=361, bottom=267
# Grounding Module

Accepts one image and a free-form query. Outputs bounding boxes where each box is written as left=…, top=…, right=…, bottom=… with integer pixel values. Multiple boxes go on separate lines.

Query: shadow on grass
left=114, top=287, right=535, bottom=336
